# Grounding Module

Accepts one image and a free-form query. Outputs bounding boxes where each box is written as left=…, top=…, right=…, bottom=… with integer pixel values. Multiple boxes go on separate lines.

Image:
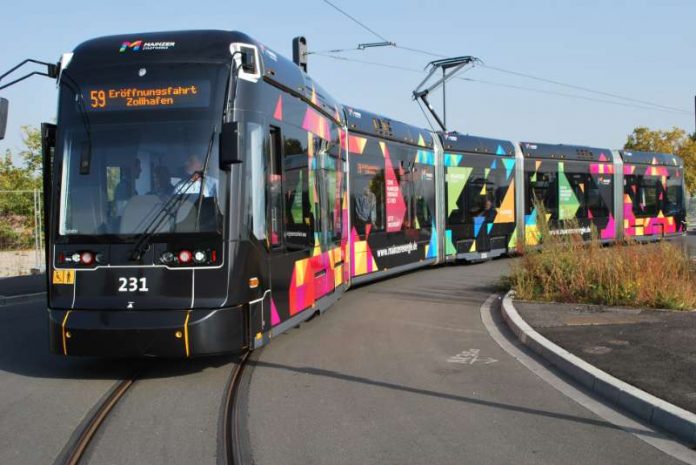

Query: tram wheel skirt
left=48, top=306, right=247, bottom=357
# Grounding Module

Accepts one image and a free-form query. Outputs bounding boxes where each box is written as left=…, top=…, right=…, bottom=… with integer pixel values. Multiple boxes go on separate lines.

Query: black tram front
left=45, top=31, right=263, bottom=356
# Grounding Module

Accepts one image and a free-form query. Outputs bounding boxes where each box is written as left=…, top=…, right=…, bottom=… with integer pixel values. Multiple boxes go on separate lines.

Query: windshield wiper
left=129, top=130, right=217, bottom=261
left=195, top=127, right=218, bottom=231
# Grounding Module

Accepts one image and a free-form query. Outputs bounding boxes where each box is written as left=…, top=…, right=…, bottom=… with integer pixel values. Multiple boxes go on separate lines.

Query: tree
left=0, top=126, right=42, bottom=249
left=624, top=126, right=696, bottom=195
left=19, top=125, right=42, bottom=176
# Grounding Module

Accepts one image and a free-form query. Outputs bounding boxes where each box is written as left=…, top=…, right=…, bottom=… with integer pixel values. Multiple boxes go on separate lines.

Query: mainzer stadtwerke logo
left=119, top=40, right=175, bottom=52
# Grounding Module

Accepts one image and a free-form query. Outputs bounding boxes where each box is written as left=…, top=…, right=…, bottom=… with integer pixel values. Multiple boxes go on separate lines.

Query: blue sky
left=1, top=0, right=694, bottom=153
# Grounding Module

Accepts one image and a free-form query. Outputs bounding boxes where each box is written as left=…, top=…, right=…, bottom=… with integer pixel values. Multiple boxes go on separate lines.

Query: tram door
left=309, top=134, right=343, bottom=300
left=266, top=124, right=316, bottom=328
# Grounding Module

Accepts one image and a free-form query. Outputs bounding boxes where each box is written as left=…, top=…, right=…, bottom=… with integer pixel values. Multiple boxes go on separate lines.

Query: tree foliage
left=19, top=125, right=43, bottom=175
left=624, top=126, right=696, bottom=194
left=0, top=126, right=42, bottom=248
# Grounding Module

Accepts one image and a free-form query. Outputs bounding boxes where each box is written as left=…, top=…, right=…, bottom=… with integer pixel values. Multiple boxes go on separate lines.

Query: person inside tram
left=354, top=186, right=376, bottom=234
left=114, top=157, right=142, bottom=216
left=149, top=165, right=174, bottom=199
left=175, top=154, right=218, bottom=197
left=481, top=198, right=496, bottom=222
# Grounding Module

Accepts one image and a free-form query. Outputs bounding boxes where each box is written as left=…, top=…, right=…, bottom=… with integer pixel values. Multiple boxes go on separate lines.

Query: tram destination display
left=84, top=80, right=211, bottom=111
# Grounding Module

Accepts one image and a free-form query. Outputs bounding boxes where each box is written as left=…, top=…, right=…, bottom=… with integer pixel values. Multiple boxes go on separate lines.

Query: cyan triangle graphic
left=496, top=145, right=506, bottom=155
left=525, top=208, right=537, bottom=226
left=427, top=221, right=438, bottom=258
left=502, top=159, right=515, bottom=179
left=486, top=223, right=493, bottom=234
left=491, top=159, right=497, bottom=170
left=474, top=216, right=485, bottom=237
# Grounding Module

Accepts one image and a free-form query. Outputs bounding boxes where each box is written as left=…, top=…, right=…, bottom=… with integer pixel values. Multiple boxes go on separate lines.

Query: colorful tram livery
left=36, top=30, right=686, bottom=357
left=520, top=143, right=619, bottom=244
left=345, top=107, right=438, bottom=282
left=441, top=133, right=518, bottom=261
left=620, top=150, right=686, bottom=239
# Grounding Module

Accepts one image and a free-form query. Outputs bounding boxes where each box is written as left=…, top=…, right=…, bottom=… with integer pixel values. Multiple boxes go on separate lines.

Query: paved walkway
left=516, top=301, right=696, bottom=414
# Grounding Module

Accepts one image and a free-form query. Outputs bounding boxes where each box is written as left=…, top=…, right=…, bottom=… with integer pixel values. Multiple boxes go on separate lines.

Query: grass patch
left=505, top=207, right=696, bottom=310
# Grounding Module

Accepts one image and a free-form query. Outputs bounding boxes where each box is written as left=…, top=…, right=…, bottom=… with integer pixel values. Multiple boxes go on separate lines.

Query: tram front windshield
left=55, top=63, right=229, bottom=239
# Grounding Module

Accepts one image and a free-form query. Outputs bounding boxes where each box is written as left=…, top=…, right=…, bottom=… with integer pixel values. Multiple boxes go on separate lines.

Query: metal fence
left=0, top=189, right=44, bottom=277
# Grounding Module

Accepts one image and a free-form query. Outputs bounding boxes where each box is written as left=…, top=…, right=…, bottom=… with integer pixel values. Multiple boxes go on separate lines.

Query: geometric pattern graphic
left=444, top=152, right=516, bottom=257
left=622, top=163, right=682, bottom=238
left=524, top=158, right=615, bottom=243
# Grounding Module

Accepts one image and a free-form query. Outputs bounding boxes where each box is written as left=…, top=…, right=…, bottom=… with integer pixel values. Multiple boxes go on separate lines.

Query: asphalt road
left=0, top=294, right=238, bottom=465
left=244, top=260, right=687, bottom=465
left=0, top=297, right=131, bottom=465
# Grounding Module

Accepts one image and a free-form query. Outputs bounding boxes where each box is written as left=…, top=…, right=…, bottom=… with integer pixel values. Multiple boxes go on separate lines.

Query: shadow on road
left=247, top=357, right=664, bottom=440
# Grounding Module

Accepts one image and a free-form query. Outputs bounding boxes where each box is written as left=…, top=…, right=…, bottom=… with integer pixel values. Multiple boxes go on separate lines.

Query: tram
left=0, top=30, right=686, bottom=356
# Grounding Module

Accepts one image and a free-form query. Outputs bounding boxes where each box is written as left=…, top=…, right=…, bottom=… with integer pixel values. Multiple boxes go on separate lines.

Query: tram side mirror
left=219, top=121, right=242, bottom=170
left=0, top=98, right=8, bottom=141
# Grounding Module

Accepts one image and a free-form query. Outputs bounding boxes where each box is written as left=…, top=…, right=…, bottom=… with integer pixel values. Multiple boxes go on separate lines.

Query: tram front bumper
left=48, top=306, right=247, bottom=357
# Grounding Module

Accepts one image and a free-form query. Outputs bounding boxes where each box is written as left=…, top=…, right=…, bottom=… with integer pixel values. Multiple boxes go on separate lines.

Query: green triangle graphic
left=447, top=167, right=473, bottom=216
left=558, top=162, right=580, bottom=220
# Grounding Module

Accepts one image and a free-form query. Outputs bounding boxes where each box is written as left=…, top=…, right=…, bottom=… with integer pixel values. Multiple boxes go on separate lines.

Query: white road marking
left=448, top=348, right=498, bottom=365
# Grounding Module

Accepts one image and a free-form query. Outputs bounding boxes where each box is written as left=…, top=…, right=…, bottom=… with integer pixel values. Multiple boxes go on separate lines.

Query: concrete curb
left=501, top=290, right=696, bottom=446
left=0, top=291, right=45, bottom=306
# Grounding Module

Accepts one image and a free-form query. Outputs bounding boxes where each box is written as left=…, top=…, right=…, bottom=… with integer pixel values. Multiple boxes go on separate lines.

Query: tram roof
left=521, top=142, right=614, bottom=162
left=344, top=106, right=434, bottom=149
left=620, top=150, right=683, bottom=167
left=439, top=132, right=515, bottom=157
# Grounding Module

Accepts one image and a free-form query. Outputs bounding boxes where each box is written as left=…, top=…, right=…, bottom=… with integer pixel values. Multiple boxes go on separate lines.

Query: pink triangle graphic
left=273, top=95, right=283, bottom=120
left=270, top=298, right=281, bottom=326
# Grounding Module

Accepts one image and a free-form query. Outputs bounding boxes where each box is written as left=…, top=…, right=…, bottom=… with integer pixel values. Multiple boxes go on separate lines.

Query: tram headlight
left=160, top=251, right=175, bottom=264
left=178, top=249, right=193, bottom=264
left=80, top=251, right=94, bottom=265
left=193, top=250, right=207, bottom=264
left=71, top=253, right=81, bottom=263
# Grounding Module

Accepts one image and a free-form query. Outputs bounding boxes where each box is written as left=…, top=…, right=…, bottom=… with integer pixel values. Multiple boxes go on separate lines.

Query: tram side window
left=268, top=126, right=283, bottom=248
left=565, top=171, right=588, bottom=218
left=492, top=168, right=509, bottom=209
left=665, top=175, right=683, bottom=216
left=314, top=133, right=343, bottom=245
left=352, top=160, right=385, bottom=237
left=414, top=164, right=434, bottom=229
left=283, top=130, right=313, bottom=249
left=585, top=175, right=610, bottom=218
left=247, top=122, right=266, bottom=241
left=467, top=175, right=497, bottom=222
left=399, top=160, right=416, bottom=230
left=527, top=170, right=558, bottom=218
left=628, top=175, right=659, bottom=217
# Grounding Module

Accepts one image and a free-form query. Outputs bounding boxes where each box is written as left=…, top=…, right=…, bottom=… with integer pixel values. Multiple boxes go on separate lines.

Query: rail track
left=53, top=373, right=139, bottom=465
left=51, top=353, right=251, bottom=465
left=220, top=353, right=251, bottom=465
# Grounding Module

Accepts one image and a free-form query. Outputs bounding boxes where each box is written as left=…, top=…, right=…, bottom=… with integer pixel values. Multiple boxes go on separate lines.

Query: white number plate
left=118, top=277, right=149, bottom=293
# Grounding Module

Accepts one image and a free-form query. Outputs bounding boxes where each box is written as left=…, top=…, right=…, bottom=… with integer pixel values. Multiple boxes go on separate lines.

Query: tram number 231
left=118, top=277, right=149, bottom=293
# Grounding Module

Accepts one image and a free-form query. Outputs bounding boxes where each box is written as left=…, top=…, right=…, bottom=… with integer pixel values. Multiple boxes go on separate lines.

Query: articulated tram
left=21, top=30, right=685, bottom=356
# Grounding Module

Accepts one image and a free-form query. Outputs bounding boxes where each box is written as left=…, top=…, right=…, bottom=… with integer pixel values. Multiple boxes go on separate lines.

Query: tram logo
left=119, top=40, right=176, bottom=52
left=120, top=40, right=143, bottom=52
